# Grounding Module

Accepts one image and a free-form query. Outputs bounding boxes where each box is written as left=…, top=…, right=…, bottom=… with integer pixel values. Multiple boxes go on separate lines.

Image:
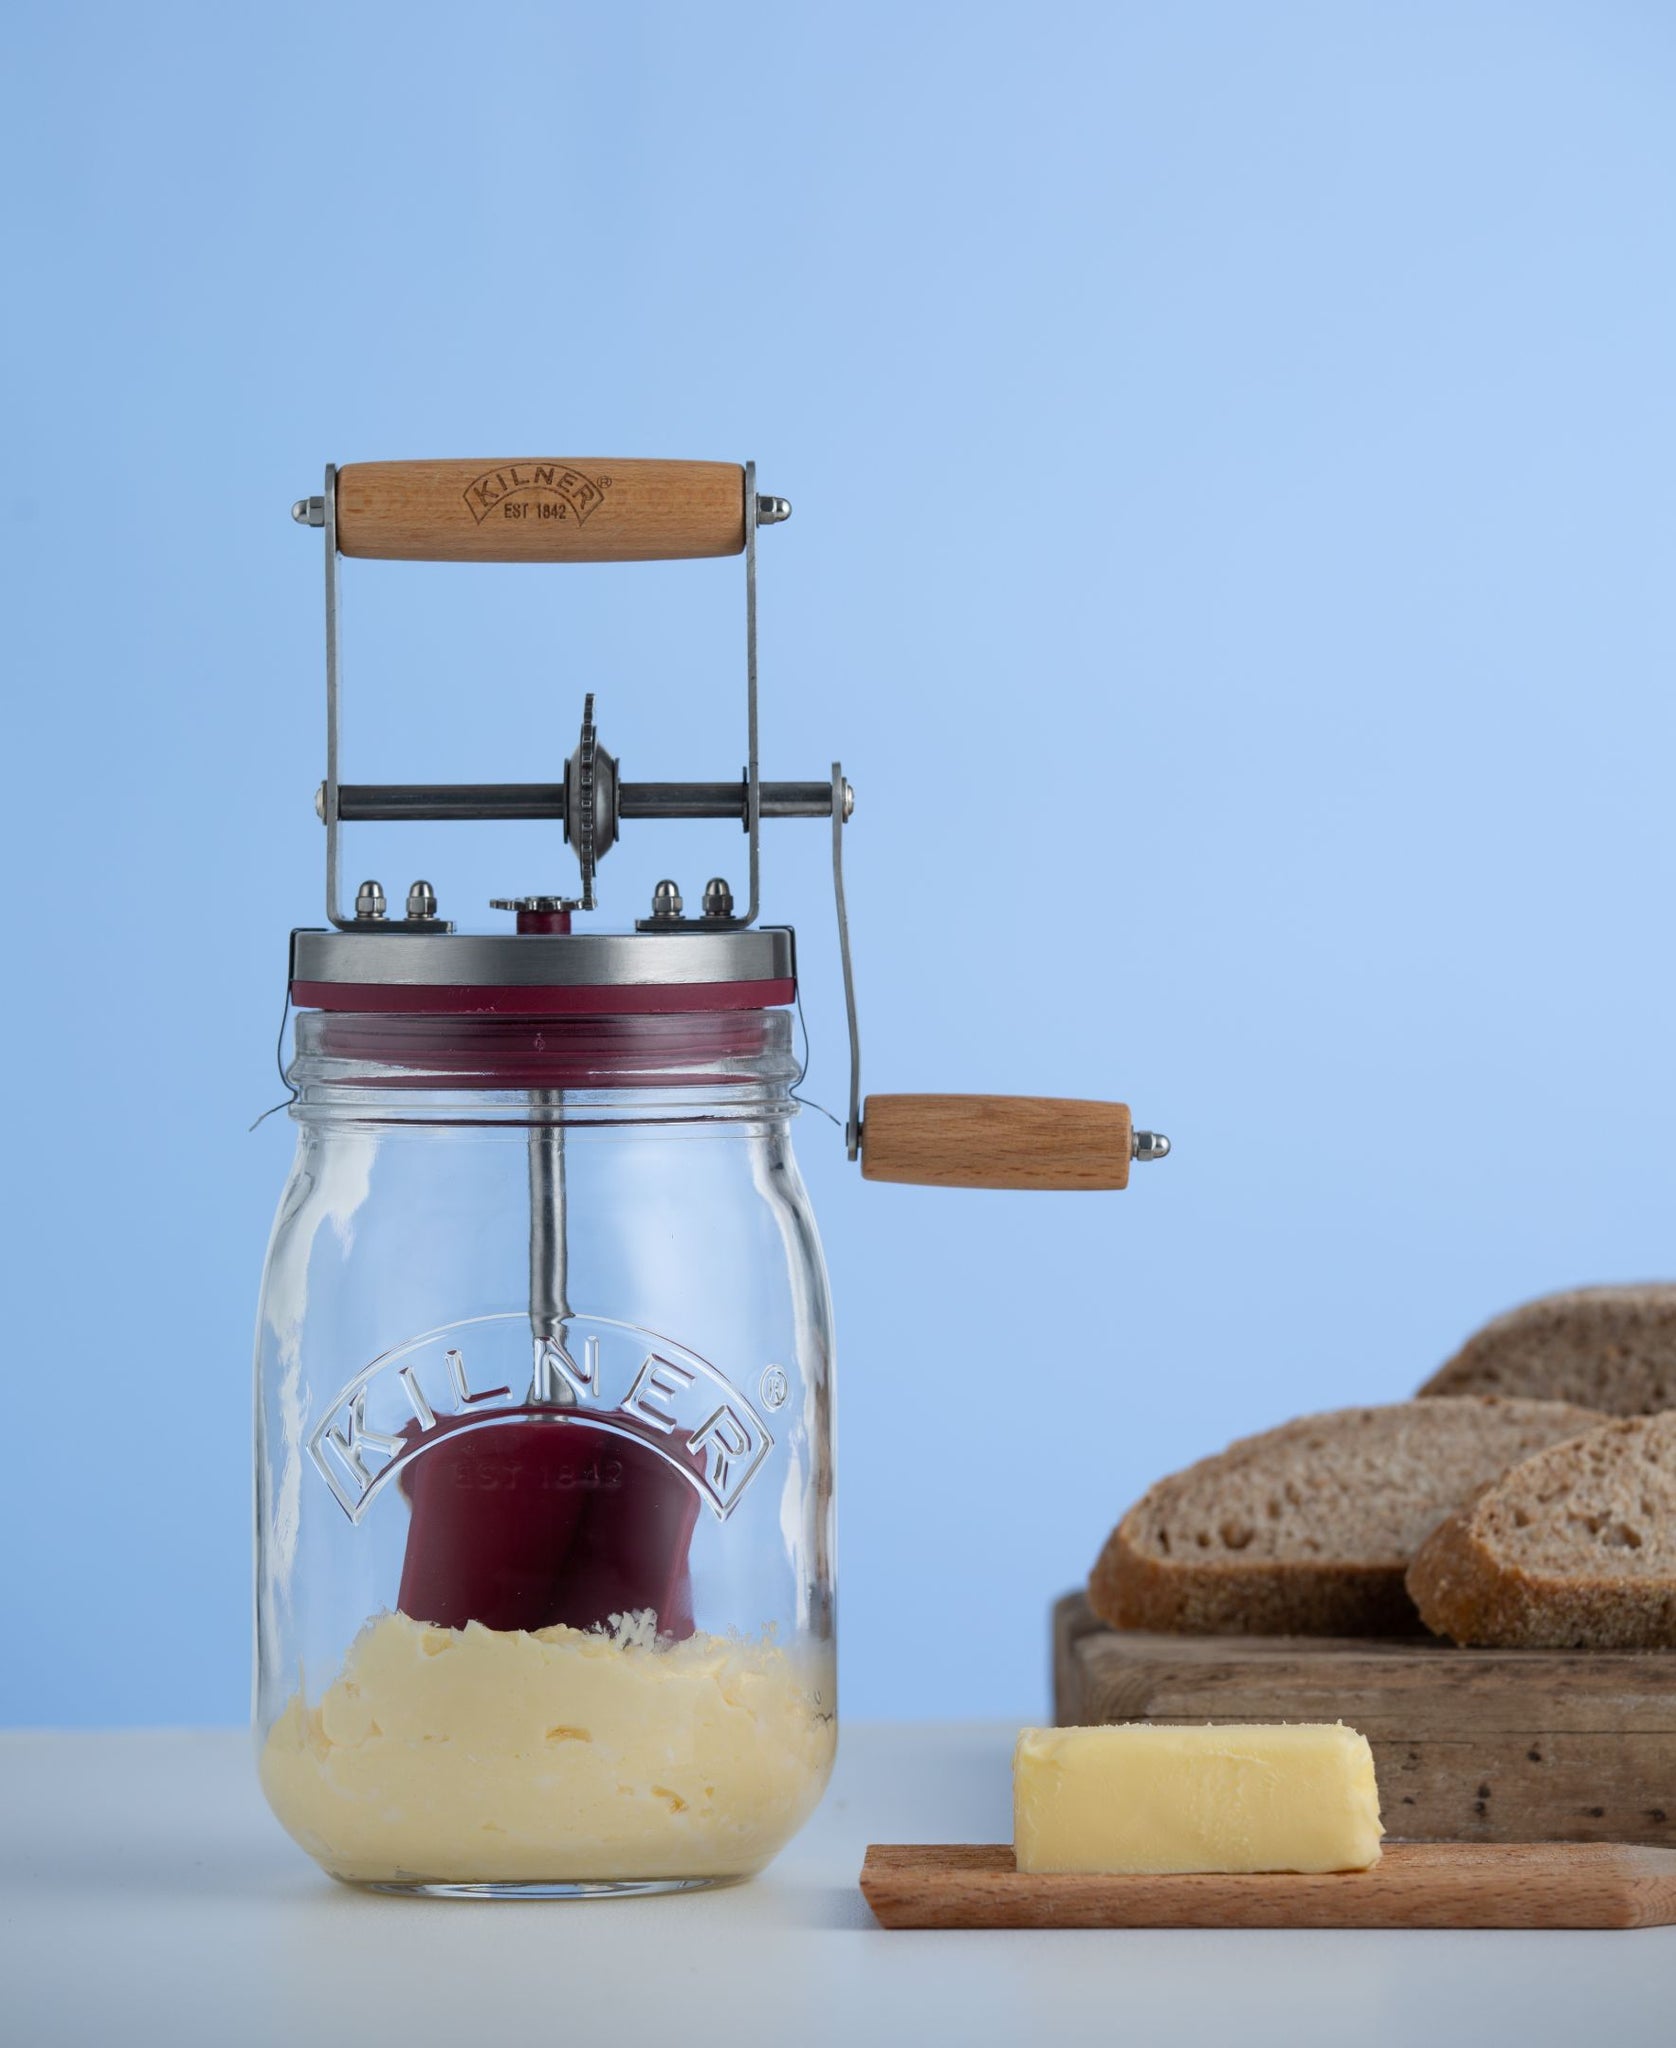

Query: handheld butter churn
left=253, top=457, right=1171, bottom=1895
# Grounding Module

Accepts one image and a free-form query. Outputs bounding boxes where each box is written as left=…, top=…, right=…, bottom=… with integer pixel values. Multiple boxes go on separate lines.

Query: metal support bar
left=322, top=464, right=349, bottom=929
left=334, top=779, right=841, bottom=824
left=742, top=462, right=762, bottom=926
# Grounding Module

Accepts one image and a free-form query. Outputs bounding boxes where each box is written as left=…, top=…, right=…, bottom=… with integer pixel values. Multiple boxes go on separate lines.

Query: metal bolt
left=292, top=496, right=326, bottom=527
left=406, top=879, right=438, bottom=921
left=354, top=878, right=387, bottom=921
left=755, top=495, right=792, bottom=526
left=650, top=878, right=683, bottom=920
left=1131, top=1130, right=1172, bottom=1163
left=701, top=876, right=735, bottom=919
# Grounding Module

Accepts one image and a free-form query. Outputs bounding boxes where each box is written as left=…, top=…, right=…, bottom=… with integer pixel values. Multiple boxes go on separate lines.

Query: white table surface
left=2, top=1723, right=1670, bottom=2048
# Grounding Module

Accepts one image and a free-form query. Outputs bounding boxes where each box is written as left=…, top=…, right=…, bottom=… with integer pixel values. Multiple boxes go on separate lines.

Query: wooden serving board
left=860, top=1841, right=1676, bottom=1930
left=1054, top=1593, right=1676, bottom=1847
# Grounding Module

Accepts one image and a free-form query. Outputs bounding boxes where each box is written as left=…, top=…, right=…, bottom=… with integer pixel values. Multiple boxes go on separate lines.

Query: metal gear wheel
left=574, top=694, right=598, bottom=908
left=564, top=694, right=618, bottom=911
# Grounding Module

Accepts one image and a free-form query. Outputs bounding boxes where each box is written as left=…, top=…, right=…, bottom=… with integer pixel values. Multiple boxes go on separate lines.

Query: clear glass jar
left=253, top=1005, right=836, bottom=1896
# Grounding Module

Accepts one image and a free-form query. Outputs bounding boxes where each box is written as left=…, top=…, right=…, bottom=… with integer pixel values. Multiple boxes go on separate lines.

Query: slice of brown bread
left=1090, top=1397, right=1603, bottom=1637
left=1418, top=1284, right=1676, bottom=1415
left=1407, top=1413, right=1676, bottom=1648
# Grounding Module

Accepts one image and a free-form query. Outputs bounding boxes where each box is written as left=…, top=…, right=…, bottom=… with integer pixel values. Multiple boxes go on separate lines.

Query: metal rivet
left=354, top=879, right=387, bottom=921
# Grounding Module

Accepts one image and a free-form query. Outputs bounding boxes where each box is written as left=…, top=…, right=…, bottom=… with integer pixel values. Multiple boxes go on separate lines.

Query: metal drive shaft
left=334, top=780, right=843, bottom=823
left=528, top=1092, right=571, bottom=1356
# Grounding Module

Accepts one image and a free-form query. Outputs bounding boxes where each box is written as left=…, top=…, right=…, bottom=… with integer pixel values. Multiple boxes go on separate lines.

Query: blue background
left=5, top=1, right=1674, bottom=1726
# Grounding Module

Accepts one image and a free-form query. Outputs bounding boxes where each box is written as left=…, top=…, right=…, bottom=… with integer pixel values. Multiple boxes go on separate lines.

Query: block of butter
left=1014, top=1723, right=1383, bottom=1875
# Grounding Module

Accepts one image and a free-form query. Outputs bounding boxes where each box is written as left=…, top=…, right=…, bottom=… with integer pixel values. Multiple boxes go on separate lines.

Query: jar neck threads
left=286, top=1006, right=803, bottom=1122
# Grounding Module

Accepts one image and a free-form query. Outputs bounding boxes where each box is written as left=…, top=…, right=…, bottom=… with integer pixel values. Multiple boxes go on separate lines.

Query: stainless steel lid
left=289, top=924, right=797, bottom=1015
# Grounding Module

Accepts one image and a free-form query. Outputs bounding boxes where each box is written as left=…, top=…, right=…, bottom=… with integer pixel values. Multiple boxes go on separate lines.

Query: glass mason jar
left=253, top=1003, right=837, bottom=1896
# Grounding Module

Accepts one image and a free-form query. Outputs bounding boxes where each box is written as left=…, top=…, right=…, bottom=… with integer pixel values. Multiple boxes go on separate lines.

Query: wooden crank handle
left=859, top=1095, right=1156, bottom=1191
left=333, top=459, right=748, bottom=563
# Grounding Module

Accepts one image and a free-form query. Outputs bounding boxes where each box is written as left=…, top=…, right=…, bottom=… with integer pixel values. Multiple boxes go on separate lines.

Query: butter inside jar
left=1014, top=1722, right=1384, bottom=1875
left=261, top=1611, right=835, bottom=1886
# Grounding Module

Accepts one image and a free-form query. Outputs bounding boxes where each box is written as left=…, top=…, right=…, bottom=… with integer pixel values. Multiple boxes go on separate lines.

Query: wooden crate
left=1053, top=1592, right=1676, bottom=1846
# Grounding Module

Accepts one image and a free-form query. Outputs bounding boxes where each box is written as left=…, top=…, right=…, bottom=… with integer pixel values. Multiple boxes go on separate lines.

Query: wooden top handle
left=859, top=1095, right=1135, bottom=1191
left=334, top=459, right=746, bottom=562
